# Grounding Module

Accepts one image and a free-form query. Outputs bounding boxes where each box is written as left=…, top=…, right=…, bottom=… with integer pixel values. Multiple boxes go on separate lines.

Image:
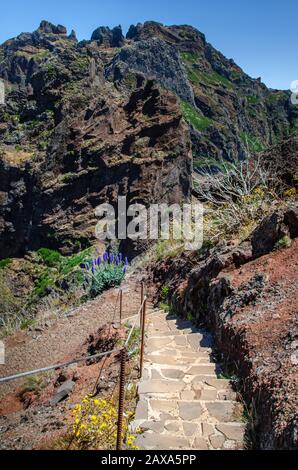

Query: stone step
left=135, top=397, right=242, bottom=424
left=136, top=431, right=192, bottom=450
left=145, top=355, right=217, bottom=368
left=134, top=308, right=245, bottom=450
left=132, top=419, right=245, bottom=450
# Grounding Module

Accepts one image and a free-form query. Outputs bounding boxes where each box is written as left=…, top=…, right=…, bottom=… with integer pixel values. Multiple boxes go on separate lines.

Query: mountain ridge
left=0, top=19, right=297, bottom=259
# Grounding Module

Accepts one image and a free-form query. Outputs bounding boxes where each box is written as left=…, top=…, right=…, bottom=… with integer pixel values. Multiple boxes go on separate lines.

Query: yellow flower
left=80, top=424, right=87, bottom=429
left=91, top=415, right=98, bottom=422
left=94, top=399, right=100, bottom=405
left=284, top=187, right=296, bottom=198
left=74, top=418, right=80, bottom=425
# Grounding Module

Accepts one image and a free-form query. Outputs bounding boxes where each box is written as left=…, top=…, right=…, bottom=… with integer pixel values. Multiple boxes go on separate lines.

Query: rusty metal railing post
left=116, top=347, right=126, bottom=450
left=139, top=297, right=147, bottom=378
left=119, top=288, right=123, bottom=325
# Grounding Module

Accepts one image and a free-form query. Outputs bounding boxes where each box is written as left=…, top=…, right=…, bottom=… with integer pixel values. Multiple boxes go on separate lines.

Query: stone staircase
left=133, top=309, right=246, bottom=450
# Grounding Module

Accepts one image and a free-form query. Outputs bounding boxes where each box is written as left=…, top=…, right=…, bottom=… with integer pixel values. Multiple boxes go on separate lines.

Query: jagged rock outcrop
left=91, top=25, right=124, bottom=47
left=122, top=22, right=298, bottom=163
left=106, top=38, right=195, bottom=104
left=0, top=44, right=192, bottom=257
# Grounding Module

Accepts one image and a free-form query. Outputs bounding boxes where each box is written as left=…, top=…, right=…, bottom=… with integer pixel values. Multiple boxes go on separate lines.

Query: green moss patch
left=181, top=101, right=213, bottom=131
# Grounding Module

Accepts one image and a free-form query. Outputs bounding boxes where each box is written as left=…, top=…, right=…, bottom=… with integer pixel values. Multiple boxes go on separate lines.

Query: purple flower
left=119, top=253, right=122, bottom=262
left=97, top=256, right=101, bottom=265
left=85, top=262, right=89, bottom=270
left=124, top=257, right=129, bottom=265
left=91, top=260, right=95, bottom=274
left=109, top=253, right=114, bottom=262
left=103, top=252, right=108, bottom=262
left=115, top=256, right=119, bottom=265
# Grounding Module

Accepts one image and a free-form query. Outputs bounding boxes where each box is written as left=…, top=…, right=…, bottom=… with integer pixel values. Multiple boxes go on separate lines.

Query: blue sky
left=0, top=0, right=296, bottom=90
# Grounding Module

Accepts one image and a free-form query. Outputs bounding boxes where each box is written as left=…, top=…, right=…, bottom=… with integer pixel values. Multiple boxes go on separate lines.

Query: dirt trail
left=0, top=272, right=153, bottom=399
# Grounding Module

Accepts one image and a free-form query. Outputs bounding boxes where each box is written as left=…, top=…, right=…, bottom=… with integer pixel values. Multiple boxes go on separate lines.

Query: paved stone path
left=133, top=310, right=245, bottom=450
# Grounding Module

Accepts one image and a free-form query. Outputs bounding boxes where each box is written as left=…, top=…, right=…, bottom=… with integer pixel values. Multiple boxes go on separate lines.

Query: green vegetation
left=124, top=325, right=141, bottom=356
left=240, top=132, right=265, bottom=153
left=33, top=248, right=92, bottom=298
left=246, top=95, right=259, bottom=105
left=180, top=52, right=234, bottom=89
left=20, top=318, right=36, bottom=330
left=37, top=248, right=61, bottom=267
left=70, top=57, right=89, bottom=75
left=180, top=51, right=199, bottom=64
left=187, top=312, right=195, bottom=321
left=33, top=50, right=51, bottom=61
left=159, top=302, right=170, bottom=313
left=275, top=235, right=292, bottom=250
left=0, top=258, right=12, bottom=269
left=266, top=92, right=285, bottom=105
left=160, top=285, right=170, bottom=302
left=61, top=172, right=78, bottom=183
left=181, top=101, right=213, bottom=131
left=87, top=263, right=125, bottom=299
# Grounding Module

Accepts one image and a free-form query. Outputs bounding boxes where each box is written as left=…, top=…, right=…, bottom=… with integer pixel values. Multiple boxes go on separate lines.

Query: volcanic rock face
left=0, top=22, right=192, bottom=257
left=106, top=38, right=196, bottom=104
left=0, top=20, right=297, bottom=258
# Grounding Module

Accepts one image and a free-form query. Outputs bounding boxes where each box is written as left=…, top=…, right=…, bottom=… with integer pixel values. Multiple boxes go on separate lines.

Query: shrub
left=195, top=156, right=278, bottom=242
left=275, top=235, right=292, bottom=250
left=240, top=132, right=265, bottom=153
left=160, top=285, right=170, bottom=302
left=71, top=396, right=139, bottom=450
left=37, top=248, right=61, bottom=267
left=0, top=258, right=12, bottom=269
left=84, top=252, right=128, bottom=299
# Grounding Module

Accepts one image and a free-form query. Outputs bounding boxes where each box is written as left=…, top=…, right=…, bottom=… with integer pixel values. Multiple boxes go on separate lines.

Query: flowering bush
left=84, top=252, right=129, bottom=298
left=71, top=395, right=139, bottom=450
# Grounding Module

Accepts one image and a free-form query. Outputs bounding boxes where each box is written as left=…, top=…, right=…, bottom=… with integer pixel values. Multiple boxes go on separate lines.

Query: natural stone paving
left=132, top=310, right=245, bottom=450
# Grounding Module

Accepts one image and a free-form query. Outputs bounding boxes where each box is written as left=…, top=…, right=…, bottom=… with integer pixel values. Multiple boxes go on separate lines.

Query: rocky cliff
left=0, top=20, right=297, bottom=259
left=0, top=21, right=193, bottom=258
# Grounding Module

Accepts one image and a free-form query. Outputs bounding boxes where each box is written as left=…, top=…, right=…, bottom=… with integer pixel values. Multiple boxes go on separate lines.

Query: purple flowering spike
left=109, top=253, right=114, bottom=262
left=119, top=253, right=122, bottom=262
left=115, top=256, right=119, bottom=265
left=97, top=256, right=101, bottom=265
left=85, top=262, right=89, bottom=270
left=91, top=260, right=95, bottom=274
left=103, top=252, right=108, bottom=262
left=124, top=257, right=129, bottom=265
left=123, top=267, right=126, bottom=274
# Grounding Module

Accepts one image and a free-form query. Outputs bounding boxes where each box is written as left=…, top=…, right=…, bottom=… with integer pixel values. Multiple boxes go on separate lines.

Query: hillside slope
left=0, top=20, right=297, bottom=259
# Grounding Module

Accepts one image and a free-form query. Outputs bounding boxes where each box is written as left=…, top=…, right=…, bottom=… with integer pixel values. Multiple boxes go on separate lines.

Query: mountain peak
left=38, top=20, right=67, bottom=35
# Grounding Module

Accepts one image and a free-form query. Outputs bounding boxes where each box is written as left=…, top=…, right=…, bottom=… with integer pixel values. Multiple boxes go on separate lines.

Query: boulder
left=50, top=379, right=75, bottom=405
